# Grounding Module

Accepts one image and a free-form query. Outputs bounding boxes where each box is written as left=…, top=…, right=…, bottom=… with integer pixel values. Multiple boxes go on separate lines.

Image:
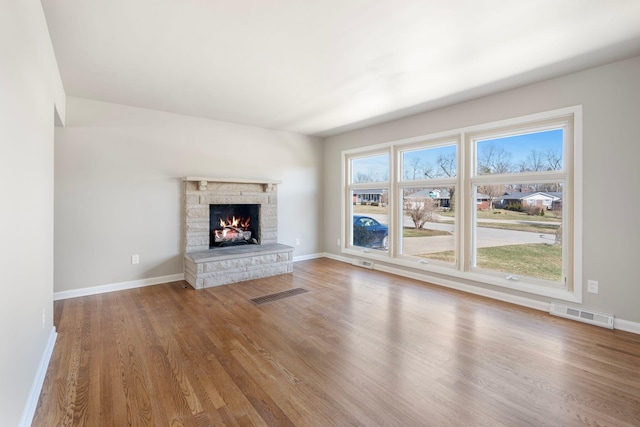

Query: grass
left=477, top=222, right=559, bottom=234
left=353, top=204, right=388, bottom=215
left=420, top=243, right=562, bottom=282
left=440, top=208, right=561, bottom=222
left=403, top=227, right=451, bottom=238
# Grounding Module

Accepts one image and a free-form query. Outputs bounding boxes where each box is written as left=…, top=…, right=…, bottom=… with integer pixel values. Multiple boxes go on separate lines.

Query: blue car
left=353, top=215, right=388, bottom=249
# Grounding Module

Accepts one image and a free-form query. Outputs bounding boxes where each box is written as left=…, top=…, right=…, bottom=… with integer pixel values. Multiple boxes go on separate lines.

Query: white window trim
left=341, top=106, right=582, bottom=303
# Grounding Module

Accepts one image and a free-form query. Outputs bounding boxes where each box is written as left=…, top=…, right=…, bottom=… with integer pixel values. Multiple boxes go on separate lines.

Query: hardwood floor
left=33, top=258, right=640, bottom=426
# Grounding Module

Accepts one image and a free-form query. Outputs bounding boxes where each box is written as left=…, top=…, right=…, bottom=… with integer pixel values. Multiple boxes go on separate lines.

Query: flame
left=219, top=216, right=250, bottom=230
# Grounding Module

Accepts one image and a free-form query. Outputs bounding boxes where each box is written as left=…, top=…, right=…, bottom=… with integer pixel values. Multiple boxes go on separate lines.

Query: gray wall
left=0, top=1, right=64, bottom=425
left=54, top=97, right=324, bottom=293
left=324, top=56, right=640, bottom=324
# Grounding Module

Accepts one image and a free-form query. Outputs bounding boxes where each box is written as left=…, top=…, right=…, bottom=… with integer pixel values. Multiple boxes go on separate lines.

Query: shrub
left=370, top=202, right=379, bottom=206
left=504, top=203, right=523, bottom=212
left=523, top=205, right=543, bottom=216
left=353, top=225, right=375, bottom=247
left=404, top=198, right=437, bottom=229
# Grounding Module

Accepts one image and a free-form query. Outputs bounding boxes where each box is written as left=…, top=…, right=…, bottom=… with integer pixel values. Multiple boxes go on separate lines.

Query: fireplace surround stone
left=182, top=177, right=293, bottom=289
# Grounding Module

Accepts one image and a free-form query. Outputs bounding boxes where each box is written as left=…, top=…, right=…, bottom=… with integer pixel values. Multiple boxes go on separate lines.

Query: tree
left=404, top=157, right=427, bottom=180
left=353, top=168, right=388, bottom=183
left=404, top=197, right=437, bottom=229
left=545, top=149, right=562, bottom=171
left=353, top=171, right=372, bottom=183
left=478, top=143, right=513, bottom=174
left=434, top=152, right=457, bottom=211
left=477, top=184, right=506, bottom=210
left=519, top=150, right=545, bottom=172
left=435, top=152, right=456, bottom=178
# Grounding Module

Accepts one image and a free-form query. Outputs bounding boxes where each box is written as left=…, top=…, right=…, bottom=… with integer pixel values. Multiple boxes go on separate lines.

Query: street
left=364, top=214, right=558, bottom=255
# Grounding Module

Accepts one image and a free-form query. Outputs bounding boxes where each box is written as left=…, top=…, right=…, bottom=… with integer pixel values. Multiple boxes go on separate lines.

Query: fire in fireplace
left=209, top=204, right=260, bottom=248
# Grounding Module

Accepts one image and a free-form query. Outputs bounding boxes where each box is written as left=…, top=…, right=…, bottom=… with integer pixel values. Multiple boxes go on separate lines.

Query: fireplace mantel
left=183, top=177, right=282, bottom=192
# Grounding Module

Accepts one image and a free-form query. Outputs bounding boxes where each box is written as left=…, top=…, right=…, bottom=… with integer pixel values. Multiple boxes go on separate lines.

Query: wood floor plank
left=33, top=258, right=640, bottom=426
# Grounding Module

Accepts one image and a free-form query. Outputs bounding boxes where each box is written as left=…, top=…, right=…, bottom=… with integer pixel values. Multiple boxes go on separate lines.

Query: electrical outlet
left=587, top=279, right=599, bottom=294
left=132, top=254, right=140, bottom=264
left=295, top=238, right=300, bottom=246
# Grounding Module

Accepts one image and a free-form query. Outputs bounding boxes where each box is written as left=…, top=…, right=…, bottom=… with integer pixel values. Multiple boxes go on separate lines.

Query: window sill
left=342, top=248, right=581, bottom=303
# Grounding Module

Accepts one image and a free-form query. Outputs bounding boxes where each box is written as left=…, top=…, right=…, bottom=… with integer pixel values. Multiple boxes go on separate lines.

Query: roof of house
left=499, top=191, right=561, bottom=201
left=405, top=189, right=451, bottom=199
left=352, top=189, right=387, bottom=195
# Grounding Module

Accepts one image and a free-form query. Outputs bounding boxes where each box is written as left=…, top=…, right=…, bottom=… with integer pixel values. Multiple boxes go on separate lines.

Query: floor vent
left=250, top=288, right=309, bottom=305
left=352, top=259, right=374, bottom=269
left=549, top=302, right=614, bottom=329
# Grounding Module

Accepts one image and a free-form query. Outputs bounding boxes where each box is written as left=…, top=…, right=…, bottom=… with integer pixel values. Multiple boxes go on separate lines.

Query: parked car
left=353, top=215, right=388, bottom=249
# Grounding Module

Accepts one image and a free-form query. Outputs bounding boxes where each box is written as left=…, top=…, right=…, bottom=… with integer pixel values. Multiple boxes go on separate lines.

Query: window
left=346, top=152, right=389, bottom=252
left=469, top=126, right=568, bottom=287
left=342, top=107, right=581, bottom=302
left=398, top=142, right=457, bottom=266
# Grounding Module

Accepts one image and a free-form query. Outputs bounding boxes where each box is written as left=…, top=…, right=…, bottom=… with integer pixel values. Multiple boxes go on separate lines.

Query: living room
left=3, top=1, right=640, bottom=426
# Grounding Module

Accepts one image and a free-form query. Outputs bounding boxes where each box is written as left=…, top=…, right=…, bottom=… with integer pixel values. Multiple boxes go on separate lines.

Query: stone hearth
left=182, top=177, right=293, bottom=289
left=184, top=244, right=293, bottom=289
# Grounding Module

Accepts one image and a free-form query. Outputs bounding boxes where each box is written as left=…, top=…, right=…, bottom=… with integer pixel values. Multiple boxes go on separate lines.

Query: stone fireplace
left=183, top=177, right=293, bottom=289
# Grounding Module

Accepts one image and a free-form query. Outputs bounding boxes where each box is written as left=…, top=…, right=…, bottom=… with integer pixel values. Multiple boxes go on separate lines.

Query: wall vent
left=352, top=259, right=374, bottom=269
left=549, top=302, right=614, bottom=329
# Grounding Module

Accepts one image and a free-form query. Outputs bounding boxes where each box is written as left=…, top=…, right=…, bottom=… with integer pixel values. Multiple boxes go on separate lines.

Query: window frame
left=341, top=106, right=582, bottom=303
left=343, top=148, right=392, bottom=257
left=396, top=137, right=460, bottom=268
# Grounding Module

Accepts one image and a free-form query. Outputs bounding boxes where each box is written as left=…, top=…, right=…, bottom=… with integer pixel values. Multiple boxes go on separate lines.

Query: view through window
left=471, top=128, right=565, bottom=284
left=348, top=153, right=389, bottom=253
left=343, top=108, right=579, bottom=299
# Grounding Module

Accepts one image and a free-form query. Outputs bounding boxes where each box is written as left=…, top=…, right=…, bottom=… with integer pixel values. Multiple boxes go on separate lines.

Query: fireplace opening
left=209, top=204, right=260, bottom=248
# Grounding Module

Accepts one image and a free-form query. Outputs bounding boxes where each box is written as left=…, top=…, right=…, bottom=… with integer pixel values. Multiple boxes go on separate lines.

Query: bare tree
left=477, top=184, right=506, bottom=210
left=353, top=168, right=388, bottom=183
left=519, top=150, right=545, bottom=172
left=432, top=152, right=457, bottom=211
left=545, top=149, right=562, bottom=171
left=404, top=197, right=437, bottom=229
left=435, top=152, right=456, bottom=178
left=353, top=171, right=372, bottom=183
left=404, top=157, right=425, bottom=180
left=478, top=143, right=513, bottom=174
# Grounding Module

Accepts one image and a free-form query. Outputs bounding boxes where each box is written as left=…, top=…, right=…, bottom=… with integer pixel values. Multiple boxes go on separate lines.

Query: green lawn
left=420, top=243, right=562, bottom=282
left=353, top=204, right=388, bottom=215
left=440, top=208, right=561, bottom=222
left=403, top=227, right=451, bottom=238
left=477, top=222, right=559, bottom=234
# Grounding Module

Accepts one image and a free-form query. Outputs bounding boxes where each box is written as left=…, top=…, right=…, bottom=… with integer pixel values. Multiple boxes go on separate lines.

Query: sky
left=477, top=129, right=563, bottom=164
left=351, top=128, right=563, bottom=182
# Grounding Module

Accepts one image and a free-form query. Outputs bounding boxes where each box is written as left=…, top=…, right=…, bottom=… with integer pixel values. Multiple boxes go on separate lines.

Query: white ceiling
left=42, top=0, right=640, bottom=136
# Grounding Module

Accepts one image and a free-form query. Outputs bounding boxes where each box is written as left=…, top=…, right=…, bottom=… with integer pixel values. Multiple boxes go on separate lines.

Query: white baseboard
left=54, top=273, right=185, bottom=301
left=321, top=253, right=640, bottom=334
left=293, top=253, right=325, bottom=262
left=321, top=252, right=351, bottom=263
left=19, top=326, right=57, bottom=427
left=614, top=318, right=640, bottom=334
